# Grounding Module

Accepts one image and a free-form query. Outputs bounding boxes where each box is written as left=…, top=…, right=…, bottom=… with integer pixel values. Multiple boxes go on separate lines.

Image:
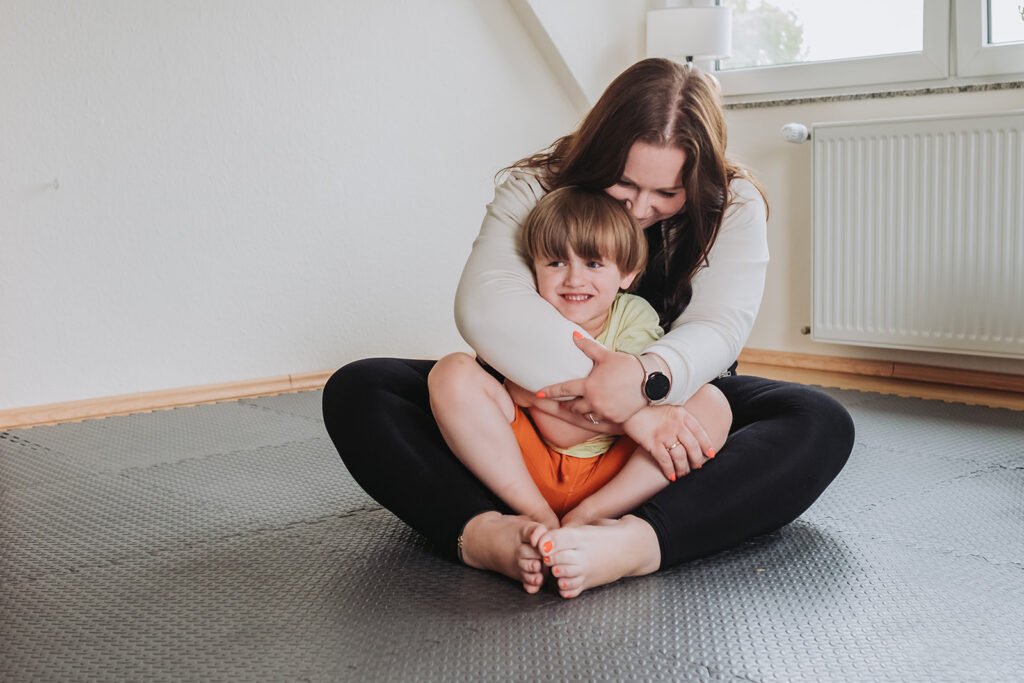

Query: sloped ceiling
left=507, top=0, right=648, bottom=111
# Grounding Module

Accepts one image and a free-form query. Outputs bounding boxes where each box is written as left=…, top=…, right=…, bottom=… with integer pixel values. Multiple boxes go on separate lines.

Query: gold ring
left=666, top=441, right=681, bottom=451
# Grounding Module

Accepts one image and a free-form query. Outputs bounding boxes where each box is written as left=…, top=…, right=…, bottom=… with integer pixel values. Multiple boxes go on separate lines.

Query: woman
left=322, top=59, right=854, bottom=598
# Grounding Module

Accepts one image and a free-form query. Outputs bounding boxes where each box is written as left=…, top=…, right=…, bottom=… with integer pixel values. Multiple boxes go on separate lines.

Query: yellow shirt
left=548, top=292, right=663, bottom=458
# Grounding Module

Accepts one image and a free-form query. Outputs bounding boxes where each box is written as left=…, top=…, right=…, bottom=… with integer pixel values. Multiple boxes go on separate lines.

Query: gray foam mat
left=2, top=386, right=1022, bottom=681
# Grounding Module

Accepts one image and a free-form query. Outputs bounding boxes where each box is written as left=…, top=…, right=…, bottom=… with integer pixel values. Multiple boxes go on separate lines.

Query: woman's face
left=604, top=142, right=687, bottom=229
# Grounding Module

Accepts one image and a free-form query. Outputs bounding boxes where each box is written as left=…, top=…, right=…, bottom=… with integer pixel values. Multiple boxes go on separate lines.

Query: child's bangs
left=567, top=224, right=617, bottom=264
left=522, top=186, right=645, bottom=274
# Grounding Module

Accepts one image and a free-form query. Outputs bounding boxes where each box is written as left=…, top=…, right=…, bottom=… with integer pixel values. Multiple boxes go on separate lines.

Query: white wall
left=0, top=0, right=579, bottom=410
left=726, top=89, right=1024, bottom=376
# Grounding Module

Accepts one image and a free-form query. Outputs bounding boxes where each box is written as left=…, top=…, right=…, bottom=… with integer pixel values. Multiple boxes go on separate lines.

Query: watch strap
left=637, top=353, right=671, bottom=404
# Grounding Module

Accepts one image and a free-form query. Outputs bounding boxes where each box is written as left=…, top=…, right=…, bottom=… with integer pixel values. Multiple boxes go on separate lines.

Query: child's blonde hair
left=521, top=186, right=647, bottom=280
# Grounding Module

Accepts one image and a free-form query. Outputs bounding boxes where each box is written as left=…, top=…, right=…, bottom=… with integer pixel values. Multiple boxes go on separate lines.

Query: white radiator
left=811, top=110, right=1024, bottom=359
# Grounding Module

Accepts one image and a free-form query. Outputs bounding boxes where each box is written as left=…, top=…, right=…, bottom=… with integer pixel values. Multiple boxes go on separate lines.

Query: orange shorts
left=510, top=405, right=637, bottom=518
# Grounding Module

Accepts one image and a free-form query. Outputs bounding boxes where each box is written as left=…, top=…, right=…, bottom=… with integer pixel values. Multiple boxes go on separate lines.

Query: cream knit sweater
left=454, top=171, right=769, bottom=404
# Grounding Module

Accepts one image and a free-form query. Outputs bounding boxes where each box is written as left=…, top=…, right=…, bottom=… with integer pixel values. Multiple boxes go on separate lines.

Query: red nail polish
left=708, top=448, right=716, bottom=459
left=572, top=331, right=582, bottom=339
left=544, top=556, right=550, bottom=563
left=560, top=580, right=567, bottom=589
left=553, top=567, right=560, bottom=575
left=536, top=391, right=546, bottom=399
left=543, top=541, right=552, bottom=553
left=669, top=473, right=676, bottom=482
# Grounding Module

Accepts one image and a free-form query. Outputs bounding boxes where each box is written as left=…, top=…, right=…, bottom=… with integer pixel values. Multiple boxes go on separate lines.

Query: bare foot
left=524, top=504, right=561, bottom=532
left=460, top=511, right=549, bottom=594
left=538, top=515, right=660, bottom=599
left=559, top=502, right=597, bottom=528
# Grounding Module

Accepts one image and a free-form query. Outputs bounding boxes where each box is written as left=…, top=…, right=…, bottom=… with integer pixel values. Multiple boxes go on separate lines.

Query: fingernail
left=536, top=391, right=546, bottom=399
left=553, top=567, right=560, bottom=575
left=669, top=473, right=676, bottom=482
left=560, top=580, right=567, bottom=589
left=708, top=448, right=716, bottom=459
left=543, top=541, right=552, bottom=553
left=544, top=556, right=551, bottom=563
left=572, top=331, right=582, bottom=339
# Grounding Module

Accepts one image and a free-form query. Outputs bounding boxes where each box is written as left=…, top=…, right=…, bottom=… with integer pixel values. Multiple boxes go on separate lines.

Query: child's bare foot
left=538, top=515, right=660, bottom=599
left=559, top=502, right=598, bottom=528
left=460, top=511, right=549, bottom=594
left=526, top=506, right=561, bottom=532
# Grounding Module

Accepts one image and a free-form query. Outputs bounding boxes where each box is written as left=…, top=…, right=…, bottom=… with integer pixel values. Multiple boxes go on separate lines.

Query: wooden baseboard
left=4, top=349, right=1023, bottom=430
left=738, top=349, right=1024, bottom=394
left=0, top=370, right=335, bottom=430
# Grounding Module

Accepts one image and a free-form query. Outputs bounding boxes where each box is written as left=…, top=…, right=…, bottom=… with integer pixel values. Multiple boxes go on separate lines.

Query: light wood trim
left=739, top=349, right=1024, bottom=393
left=889, top=364, right=1024, bottom=393
left=0, top=370, right=335, bottom=431
left=5, top=349, right=1023, bottom=431
left=739, top=349, right=895, bottom=377
left=738, top=361, right=1024, bottom=411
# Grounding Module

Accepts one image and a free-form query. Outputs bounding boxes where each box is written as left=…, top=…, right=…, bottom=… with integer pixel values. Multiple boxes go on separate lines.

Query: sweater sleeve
left=454, top=172, right=593, bottom=391
left=643, top=177, right=769, bottom=404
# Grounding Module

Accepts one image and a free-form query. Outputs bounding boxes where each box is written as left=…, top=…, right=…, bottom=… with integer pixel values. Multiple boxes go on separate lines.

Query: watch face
left=645, top=372, right=671, bottom=401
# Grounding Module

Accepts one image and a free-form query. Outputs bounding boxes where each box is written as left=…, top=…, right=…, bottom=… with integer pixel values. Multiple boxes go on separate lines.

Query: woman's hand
left=536, top=333, right=647, bottom=424
left=507, top=380, right=623, bottom=435
left=623, top=404, right=713, bottom=481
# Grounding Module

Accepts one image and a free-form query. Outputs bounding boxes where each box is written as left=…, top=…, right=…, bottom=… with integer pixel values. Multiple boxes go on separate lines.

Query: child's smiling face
left=533, top=248, right=637, bottom=337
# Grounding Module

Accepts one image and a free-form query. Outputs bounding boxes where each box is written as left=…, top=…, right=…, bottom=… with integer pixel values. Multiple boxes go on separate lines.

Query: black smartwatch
left=643, top=371, right=671, bottom=402
left=637, top=354, right=671, bottom=404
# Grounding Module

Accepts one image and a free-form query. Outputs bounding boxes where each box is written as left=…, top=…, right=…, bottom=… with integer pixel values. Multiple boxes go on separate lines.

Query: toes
left=518, top=557, right=540, bottom=574
left=517, top=537, right=542, bottom=562
left=524, top=522, right=548, bottom=548
left=550, top=561, right=581, bottom=579
left=521, top=564, right=545, bottom=594
left=537, top=533, right=555, bottom=556
left=548, top=546, right=582, bottom=570
left=556, top=575, right=585, bottom=599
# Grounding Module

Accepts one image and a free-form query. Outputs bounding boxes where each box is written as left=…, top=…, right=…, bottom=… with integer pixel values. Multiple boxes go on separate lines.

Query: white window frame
left=956, top=0, right=1024, bottom=76
left=713, top=0, right=953, bottom=98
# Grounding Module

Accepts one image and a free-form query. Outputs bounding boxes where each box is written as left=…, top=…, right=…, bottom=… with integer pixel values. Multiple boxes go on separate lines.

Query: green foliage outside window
left=721, top=0, right=806, bottom=70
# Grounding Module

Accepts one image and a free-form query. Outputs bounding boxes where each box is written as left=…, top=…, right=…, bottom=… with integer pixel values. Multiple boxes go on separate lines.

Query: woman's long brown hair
left=506, top=58, right=767, bottom=327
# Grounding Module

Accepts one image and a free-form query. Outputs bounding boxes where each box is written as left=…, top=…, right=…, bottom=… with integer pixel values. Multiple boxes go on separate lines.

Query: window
left=709, top=0, right=1023, bottom=98
left=721, top=0, right=925, bottom=69
left=956, top=0, right=1024, bottom=76
left=989, top=0, right=1024, bottom=43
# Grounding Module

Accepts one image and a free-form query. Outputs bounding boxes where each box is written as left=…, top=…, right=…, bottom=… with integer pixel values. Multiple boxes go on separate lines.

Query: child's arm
left=505, top=380, right=613, bottom=450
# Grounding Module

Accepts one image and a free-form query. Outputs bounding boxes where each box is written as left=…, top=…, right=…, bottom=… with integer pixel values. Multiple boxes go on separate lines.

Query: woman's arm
left=643, top=177, right=769, bottom=404
left=454, top=172, right=593, bottom=392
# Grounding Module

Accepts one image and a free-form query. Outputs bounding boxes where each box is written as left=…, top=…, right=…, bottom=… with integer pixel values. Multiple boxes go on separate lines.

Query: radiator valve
left=781, top=122, right=810, bottom=143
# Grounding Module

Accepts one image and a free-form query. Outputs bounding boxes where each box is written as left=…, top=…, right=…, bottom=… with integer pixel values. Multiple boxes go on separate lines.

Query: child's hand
left=503, top=380, right=536, bottom=408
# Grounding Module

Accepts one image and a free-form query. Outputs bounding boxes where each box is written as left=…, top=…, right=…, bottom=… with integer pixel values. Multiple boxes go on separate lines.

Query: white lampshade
left=646, top=7, right=732, bottom=62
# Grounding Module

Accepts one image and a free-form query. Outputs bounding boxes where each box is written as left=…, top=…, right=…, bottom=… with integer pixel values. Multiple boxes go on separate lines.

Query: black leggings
left=322, top=358, right=854, bottom=568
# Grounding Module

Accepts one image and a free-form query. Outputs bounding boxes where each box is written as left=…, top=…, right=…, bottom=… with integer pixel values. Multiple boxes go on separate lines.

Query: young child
left=428, top=187, right=731, bottom=532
